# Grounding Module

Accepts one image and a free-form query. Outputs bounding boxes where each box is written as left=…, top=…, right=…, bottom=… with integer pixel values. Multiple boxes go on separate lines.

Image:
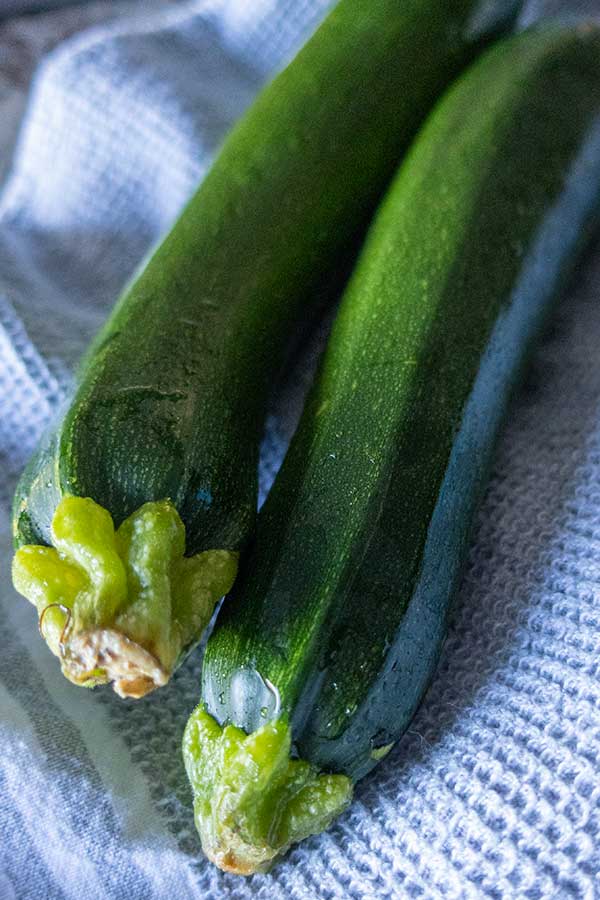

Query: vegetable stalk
left=13, top=497, right=237, bottom=697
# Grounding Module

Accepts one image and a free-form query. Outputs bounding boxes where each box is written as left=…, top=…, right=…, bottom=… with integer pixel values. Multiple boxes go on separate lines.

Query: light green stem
left=12, top=496, right=238, bottom=697
left=183, top=705, right=352, bottom=874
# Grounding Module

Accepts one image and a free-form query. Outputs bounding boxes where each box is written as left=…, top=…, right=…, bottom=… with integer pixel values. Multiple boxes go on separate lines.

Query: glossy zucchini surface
left=12, top=0, right=517, bottom=697
left=188, top=24, right=600, bottom=873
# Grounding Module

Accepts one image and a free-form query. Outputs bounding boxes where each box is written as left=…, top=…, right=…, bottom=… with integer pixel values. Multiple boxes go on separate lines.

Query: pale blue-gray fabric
left=1, top=2, right=600, bottom=898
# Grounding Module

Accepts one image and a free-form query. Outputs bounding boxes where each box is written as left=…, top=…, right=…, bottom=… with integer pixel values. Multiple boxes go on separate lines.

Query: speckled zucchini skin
left=12, top=0, right=520, bottom=555
left=202, top=25, right=600, bottom=782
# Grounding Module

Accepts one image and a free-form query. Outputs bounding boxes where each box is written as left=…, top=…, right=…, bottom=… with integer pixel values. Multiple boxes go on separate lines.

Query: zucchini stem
left=12, top=496, right=238, bottom=698
left=183, top=705, right=352, bottom=874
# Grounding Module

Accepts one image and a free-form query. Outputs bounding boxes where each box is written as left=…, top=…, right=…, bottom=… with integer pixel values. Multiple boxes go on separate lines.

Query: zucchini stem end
left=183, top=705, right=353, bottom=874
left=12, top=496, right=238, bottom=698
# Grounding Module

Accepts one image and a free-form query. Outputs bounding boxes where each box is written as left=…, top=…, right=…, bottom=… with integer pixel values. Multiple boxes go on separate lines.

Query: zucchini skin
left=202, top=24, right=600, bottom=788
left=12, top=0, right=521, bottom=555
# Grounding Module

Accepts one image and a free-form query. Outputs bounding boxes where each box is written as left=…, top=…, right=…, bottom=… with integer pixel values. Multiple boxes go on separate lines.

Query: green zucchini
left=11, top=0, right=520, bottom=698
left=185, top=24, right=600, bottom=874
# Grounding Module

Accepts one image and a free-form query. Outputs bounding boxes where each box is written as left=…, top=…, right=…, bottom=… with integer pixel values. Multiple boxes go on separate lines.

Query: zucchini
left=11, top=0, right=520, bottom=697
left=185, top=24, right=600, bottom=874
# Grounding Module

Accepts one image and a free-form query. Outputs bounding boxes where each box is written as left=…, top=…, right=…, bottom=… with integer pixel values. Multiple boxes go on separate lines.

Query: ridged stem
left=183, top=705, right=352, bottom=874
left=12, top=496, right=238, bottom=697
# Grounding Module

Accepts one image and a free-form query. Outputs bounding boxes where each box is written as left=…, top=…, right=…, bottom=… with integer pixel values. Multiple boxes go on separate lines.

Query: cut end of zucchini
left=12, top=496, right=238, bottom=698
left=182, top=705, right=352, bottom=875
left=62, top=628, right=170, bottom=698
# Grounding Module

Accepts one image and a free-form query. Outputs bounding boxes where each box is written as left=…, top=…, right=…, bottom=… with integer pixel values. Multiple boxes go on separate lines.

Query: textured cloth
left=2, top=1, right=600, bottom=898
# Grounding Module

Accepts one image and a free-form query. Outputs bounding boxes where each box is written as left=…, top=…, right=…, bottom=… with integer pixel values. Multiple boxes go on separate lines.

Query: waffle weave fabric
left=1, top=1, right=600, bottom=898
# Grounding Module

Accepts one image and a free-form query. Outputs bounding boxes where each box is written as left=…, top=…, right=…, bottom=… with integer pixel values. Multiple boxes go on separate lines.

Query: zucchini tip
left=12, top=495, right=238, bottom=698
left=182, top=705, right=352, bottom=875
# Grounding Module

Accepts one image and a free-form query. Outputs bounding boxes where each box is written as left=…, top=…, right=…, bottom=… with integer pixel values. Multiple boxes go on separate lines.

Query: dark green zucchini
left=185, top=23, right=600, bottom=874
left=12, top=0, right=519, bottom=698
